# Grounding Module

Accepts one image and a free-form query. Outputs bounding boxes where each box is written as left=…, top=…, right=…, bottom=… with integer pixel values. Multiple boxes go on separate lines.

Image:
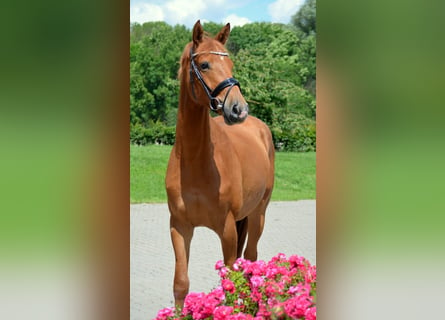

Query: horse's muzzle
left=224, top=102, right=249, bottom=125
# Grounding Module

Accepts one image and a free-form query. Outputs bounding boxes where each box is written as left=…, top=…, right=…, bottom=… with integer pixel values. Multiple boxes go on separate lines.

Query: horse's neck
left=176, top=94, right=213, bottom=164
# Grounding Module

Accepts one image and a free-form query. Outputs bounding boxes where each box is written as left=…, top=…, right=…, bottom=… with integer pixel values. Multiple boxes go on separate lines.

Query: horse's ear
left=215, top=23, right=230, bottom=44
left=192, top=20, right=204, bottom=47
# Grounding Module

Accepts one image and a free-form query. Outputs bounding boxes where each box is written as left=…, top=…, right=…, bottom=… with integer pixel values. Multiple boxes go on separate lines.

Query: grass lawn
left=130, top=144, right=315, bottom=203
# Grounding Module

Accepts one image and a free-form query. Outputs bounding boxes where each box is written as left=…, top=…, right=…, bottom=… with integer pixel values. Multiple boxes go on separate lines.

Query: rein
left=189, top=47, right=240, bottom=112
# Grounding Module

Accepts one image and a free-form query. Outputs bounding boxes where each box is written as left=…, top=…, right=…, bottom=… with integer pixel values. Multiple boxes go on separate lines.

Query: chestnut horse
left=165, top=20, right=275, bottom=307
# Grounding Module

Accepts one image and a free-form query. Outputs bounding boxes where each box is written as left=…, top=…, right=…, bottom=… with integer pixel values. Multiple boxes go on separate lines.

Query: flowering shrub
left=154, top=253, right=316, bottom=320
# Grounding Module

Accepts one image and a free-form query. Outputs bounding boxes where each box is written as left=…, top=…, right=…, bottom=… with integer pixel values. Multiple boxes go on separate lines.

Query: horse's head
left=181, top=20, right=248, bottom=125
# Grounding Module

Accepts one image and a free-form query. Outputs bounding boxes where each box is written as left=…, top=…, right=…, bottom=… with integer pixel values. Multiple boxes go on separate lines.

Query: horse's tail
left=236, top=217, right=248, bottom=258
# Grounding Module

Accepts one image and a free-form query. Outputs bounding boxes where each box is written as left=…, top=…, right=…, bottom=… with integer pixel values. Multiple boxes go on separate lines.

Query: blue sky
left=130, top=0, right=305, bottom=28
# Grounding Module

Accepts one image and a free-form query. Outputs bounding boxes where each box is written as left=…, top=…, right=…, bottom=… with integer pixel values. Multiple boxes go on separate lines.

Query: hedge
left=130, top=115, right=316, bottom=152
left=130, top=122, right=176, bottom=145
left=270, top=113, right=316, bottom=152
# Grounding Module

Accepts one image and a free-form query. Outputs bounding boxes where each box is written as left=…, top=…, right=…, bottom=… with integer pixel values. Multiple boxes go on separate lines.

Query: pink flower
left=232, top=258, right=246, bottom=271
left=277, top=266, right=288, bottom=276
left=218, top=266, right=229, bottom=278
left=279, top=275, right=292, bottom=287
left=284, top=295, right=312, bottom=318
left=155, top=307, right=174, bottom=319
left=289, top=254, right=306, bottom=268
left=215, top=260, right=225, bottom=270
left=288, top=285, right=299, bottom=295
left=209, top=286, right=226, bottom=302
left=227, top=312, right=253, bottom=320
left=250, top=275, right=264, bottom=288
left=288, top=283, right=311, bottom=297
left=182, top=292, right=205, bottom=317
left=271, top=252, right=287, bottom=263
left=265, top=266, right=279, bottom=278
left=222, top=279, right=236, bottom=293
left=257, top=301, right=271, bottom=318
left=155, top=254, right=316, bottom=320
left=305, top=265, right=317, bottom=283
left=244, top=260, right=266, bottom=276
left=182, top=289, right=224, bottom=319
left=265, top=281, right=280, bottom=297
left=213, top=305, right=233, bottom=320
left=240, top=259, right=251, bottom=270
left=305, top=306, right=317, bottom=320
left=249, top=289, right=263, bottom=302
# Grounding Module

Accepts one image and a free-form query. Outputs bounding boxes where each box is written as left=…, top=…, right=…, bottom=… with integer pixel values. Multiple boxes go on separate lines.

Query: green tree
left=130, top=22, right=189, bottom=126
left=231, top=23, right=315, bottom=121
left=291, top=0, right=316, bottom=36
left=129, top=19, right=316, bottom=150
left=130, top=70, right=154, bottom=125
left=227, top=22, right=286, bottom=55
left=202, top=21, right=225, bottom=37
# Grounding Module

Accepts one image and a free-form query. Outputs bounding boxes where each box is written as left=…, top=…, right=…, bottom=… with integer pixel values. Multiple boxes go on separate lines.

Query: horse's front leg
left=219, top=212, right=238, bottom=268
left=170, top=215, right=194, bottom=308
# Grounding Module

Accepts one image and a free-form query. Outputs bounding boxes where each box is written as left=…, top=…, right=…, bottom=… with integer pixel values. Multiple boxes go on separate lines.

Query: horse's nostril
left=232, top=104, right=240, bottom=115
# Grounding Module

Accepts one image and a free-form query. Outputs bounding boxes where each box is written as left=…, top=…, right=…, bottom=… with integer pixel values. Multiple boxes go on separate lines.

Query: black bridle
left=189, top=47, right=240, bottom=112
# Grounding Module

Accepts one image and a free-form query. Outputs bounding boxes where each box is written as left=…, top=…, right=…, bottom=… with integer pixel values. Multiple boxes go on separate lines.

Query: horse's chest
left=180, top=187, right=225, bottom=226
left=167, top=155, right=241, bottom=226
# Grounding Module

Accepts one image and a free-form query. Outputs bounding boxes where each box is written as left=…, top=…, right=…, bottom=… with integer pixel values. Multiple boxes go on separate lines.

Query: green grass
left=130, top=144, right=172, bottom=203
left=130, top=144, right=315, bottom=203
left=273, top=151, right=316, bottom=201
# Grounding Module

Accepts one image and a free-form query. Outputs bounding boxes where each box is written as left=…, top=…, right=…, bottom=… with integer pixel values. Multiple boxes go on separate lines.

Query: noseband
left=189, top=47, right=240, bottom=112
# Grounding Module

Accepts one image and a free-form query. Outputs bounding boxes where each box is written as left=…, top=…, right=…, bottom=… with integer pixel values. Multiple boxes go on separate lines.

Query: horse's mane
left=177, top=43, right=191, bottom=81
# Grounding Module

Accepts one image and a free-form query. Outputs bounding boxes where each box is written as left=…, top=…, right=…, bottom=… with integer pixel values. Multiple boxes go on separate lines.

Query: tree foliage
left=130, top=22, right=189, bottom=126
left=130, top=4, right=316, bottom=151
left=291, top=0, right=316, bottom=36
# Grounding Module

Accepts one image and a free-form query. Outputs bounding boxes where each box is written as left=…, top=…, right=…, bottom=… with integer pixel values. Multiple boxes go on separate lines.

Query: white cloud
left=130, top=0, right=211, bottom=27
left=130, top=0, right=247, bottom=28
left=223, top=14, right=251, bottom=27
left=268, top=0, right=304, bottom=23
left=130, top=3, right=164, bottom=24
left=165, top=0, right=208, bottom=25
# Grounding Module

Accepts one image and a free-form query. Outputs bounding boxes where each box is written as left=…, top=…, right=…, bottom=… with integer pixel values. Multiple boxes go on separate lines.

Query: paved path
left=130, top=201, right=316, bottom=320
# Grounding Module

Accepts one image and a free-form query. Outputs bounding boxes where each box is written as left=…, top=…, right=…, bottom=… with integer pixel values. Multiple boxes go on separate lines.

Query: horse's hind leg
left=236, top=217, right=248, bottom=258
left=243, top=208, right=266, bottom=261
left=170, top=215, right=194, bottom=307
left=219, top=212, right=238, bottom=267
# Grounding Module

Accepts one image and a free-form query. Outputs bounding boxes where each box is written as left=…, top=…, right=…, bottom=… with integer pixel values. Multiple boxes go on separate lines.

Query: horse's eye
left=200, top=61, right=210, bottom=70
